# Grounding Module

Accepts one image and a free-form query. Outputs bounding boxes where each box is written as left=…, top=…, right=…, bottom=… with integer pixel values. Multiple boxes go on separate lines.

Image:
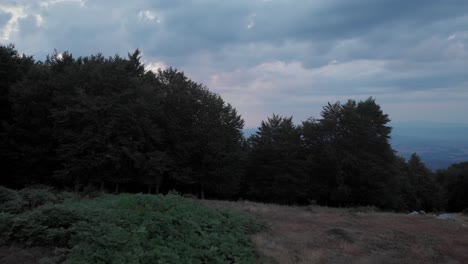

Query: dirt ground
left=201, top=200, right=468, bottom=264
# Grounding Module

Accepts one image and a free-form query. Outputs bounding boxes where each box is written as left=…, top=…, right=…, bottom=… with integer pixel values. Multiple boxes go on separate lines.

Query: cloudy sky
left=1, top=0, right=468, bottom=127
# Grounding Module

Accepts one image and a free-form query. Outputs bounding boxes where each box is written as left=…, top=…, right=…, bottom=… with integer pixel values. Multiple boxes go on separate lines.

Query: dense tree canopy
left=437, top=161, right=468, bottom=212
left=1, top=44, right=465, bottom=212
left=302, top=98, right=402, bottom=208
left=0, top=45, right=244, bottom=199
left=245, top=115, right=307, bottom=204
left=155, top=68, right=244, bottom=198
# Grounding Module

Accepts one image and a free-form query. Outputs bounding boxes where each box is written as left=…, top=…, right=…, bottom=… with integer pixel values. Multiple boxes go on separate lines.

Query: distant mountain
left=243, top=121, right=468, bottom=171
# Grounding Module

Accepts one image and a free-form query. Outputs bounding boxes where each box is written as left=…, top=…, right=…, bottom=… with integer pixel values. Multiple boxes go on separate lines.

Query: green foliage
left=19, top=186, right=58, bottom=209
left=437, top=161, right=468, bottom=212
left=0, top=186, right=27, bottom=213
left=405, top=153, right=443, bottom=211
left=0, top=44, right=36, bottom=186
left=1, top=186, right=80, bottom=214
left=0, top=212, right=15, bottom=245
left=302, top=98, right=401, bottom=209
left=0, top=186, right=82, bottom=246
left=0, top=192, right=262, bottom=263
left=5, top=205, right=82, bottom=247
left=245, top=114, right=307, bottom=204
left=156, top=68, right=245, bottom=198
left=2, top=45, right=245, bottom=197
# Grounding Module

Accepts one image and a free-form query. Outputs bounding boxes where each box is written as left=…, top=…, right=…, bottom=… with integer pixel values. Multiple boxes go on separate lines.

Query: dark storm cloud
left=1, top=0, right=468, bottom=126
left=135, top=0, right=468, bottom=62
left=3, top=1, right=467, bottom=64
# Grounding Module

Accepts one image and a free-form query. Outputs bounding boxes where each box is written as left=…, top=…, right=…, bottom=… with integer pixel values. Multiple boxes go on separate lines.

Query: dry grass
left=200, top=200, right=468, bottom=264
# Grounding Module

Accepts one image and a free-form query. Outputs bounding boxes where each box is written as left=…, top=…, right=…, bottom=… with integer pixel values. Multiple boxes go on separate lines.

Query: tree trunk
left=155, top=183, right=160, bottom=194
left=115, top=183, right=119, bottom=193
left=100, top=182, right=105, bottom=192
left=147, top=185, right=152, bottom=194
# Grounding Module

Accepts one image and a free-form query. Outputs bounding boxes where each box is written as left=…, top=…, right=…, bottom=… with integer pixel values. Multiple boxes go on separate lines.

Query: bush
left=1, top=193, right=263, bottom=263
left=0, top=186, right=27, bottom=213
left=5, top=205, right=82, bottom=246
left=0, top=212, right=15, bottom=245
left=19, top=187, right=58, bottom=209
left=54, top=191, right=80, bottom=203
left=66, top=194, right=261, bottom=263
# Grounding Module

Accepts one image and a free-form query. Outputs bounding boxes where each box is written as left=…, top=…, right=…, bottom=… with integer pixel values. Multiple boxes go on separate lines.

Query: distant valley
left=390, top=122, right=468, bottom=170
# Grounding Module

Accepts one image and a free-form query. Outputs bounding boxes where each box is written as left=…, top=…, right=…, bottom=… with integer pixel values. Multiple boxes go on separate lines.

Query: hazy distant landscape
left=391, top=122, right=468, bottom=170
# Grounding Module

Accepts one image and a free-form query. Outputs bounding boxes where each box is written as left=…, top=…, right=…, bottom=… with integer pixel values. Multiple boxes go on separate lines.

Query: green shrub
left=0, top=186, right=27, bottom=213
left=66, top=194, right=261, bottom=264
left=0, top=212, right=15, bottom=245
left=1, top=193, right=263, bottom=264
left=1, top=186, right=81, bottom=215
left=54, top=191, right=80, bottom=203
left=6, top=205, right=82, bottom=246
left=19, top=187, right=58, bottom=209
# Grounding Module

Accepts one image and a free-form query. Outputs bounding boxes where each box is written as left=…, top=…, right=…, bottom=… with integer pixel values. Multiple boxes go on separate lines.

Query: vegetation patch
left=0, top=188, right=263, bottom=264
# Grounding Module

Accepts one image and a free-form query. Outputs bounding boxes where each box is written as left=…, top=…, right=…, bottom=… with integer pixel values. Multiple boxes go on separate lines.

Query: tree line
left=1, top=44, right=466, bottom=212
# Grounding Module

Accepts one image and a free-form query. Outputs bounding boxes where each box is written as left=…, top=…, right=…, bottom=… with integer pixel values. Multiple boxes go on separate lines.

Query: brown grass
left=200, top=200, right=468, bottom=264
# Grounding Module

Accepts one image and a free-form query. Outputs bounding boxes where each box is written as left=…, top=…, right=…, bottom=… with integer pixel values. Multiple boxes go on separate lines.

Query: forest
left=1, top=44, right=467, bottom=212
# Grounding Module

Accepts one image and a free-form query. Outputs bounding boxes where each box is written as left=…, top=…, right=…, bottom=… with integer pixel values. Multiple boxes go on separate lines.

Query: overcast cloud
left=1, top=0, right=467, bottom=127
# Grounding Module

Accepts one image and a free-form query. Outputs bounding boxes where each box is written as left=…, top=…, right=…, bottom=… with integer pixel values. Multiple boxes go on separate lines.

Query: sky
left=1, top=0, right=468, bottom=128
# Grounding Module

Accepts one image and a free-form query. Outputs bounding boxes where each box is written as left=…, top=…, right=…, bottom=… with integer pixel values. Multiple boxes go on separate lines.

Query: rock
left=408, top=211, right=419, bottom=215
left=419, top=210, right=426, bottom=215
left=437, top=213, right=457, bottom=220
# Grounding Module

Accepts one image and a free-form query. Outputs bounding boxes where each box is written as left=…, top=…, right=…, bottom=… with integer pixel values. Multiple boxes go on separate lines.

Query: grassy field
left=201, top=200, right=468, bottom=264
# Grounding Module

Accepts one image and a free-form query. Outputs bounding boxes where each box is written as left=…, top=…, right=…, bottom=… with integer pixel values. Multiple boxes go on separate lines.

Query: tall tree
left=0, top=44, right=34, bottom=125
left=303, top=98, right=402, bottom=209
left=245, top=115, right=307, bottom=204
left=405, top=153, right=442, bottom=211
left=155, top=68, right=244, bottom=198
left=50, top=51, right=165, bottom=191
left=0, top=44, right=35, bottom=187
left=437, top=161, right=468, bottom=212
